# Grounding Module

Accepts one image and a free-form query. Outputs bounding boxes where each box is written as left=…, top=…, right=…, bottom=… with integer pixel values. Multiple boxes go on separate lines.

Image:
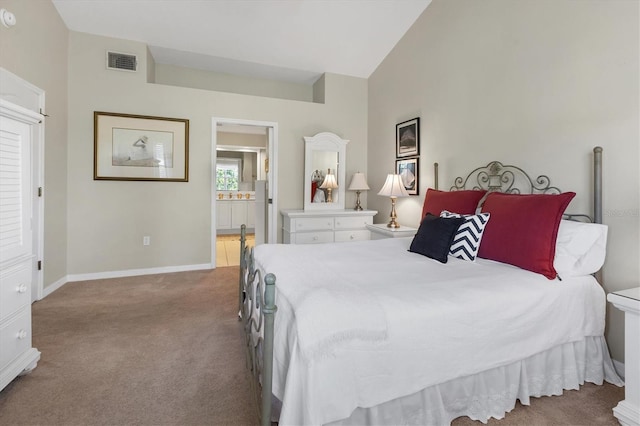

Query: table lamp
left=319, top=169, right=338, bottom=203
left=348, top=172, right=370, bottom=211
left=378, top=174, right=409, bottom=228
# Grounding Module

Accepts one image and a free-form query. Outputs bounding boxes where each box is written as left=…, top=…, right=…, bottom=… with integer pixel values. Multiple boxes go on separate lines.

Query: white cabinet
left=231, top=201, right=248, bottom=229
left=216, top=200, right=256, bottom=230
left=608, top=287, right=640, bottom=426
left=0, top=100, right=40, bottom=391
left=281, top=210, right=377, bottom=244
left=216, top=202, right=232, bottom=229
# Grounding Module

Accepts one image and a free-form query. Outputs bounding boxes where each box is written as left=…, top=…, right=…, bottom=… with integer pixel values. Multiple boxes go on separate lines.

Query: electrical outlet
left=143, top=236, right=150, bottom=246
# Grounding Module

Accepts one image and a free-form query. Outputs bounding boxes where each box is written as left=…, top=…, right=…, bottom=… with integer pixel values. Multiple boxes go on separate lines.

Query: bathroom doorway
left=211, top=118, right=278, bottom=267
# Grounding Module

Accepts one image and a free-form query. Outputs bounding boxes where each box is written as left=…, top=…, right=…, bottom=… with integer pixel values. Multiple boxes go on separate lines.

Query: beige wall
left=146, top=46, right=155, bottom=84
left=155, top=63, right=314, bottom=102
left=67, top=31, right=368, bottom=274
left=0, top=0, right=69, bottom=289
left=217, top=132, right=267, bottom=148
left=368, top=0, right=639, bottom=362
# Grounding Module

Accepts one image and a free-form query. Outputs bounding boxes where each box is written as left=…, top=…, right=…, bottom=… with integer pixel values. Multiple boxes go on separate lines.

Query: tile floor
left=216, top=234, right=255, bottom=267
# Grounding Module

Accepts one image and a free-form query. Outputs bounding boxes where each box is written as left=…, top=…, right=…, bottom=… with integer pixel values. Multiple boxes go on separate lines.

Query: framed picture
left=94, top=111, right=189, bottom=181
left=396, top=157, right=419, bottom=195
left=396, top=117, right=420, bottom=158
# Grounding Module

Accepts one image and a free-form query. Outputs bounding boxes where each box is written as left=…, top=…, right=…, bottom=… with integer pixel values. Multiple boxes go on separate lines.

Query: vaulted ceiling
left=52, top=0, right=431, bottom=84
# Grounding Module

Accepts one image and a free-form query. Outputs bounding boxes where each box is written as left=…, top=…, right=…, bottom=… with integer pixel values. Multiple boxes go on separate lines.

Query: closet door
left=0, top=102, right=34, bottom=266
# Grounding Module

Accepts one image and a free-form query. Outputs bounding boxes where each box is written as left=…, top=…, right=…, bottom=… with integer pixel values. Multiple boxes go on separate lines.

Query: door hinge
left=37, top=260, right=42, bottom=271
left=38, top=187, right=43, bottom=197
left=268, top=198, right=273, bottom=204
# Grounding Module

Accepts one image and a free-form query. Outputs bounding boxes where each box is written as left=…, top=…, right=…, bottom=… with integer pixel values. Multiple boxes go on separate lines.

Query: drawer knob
left=16, top=284, right=27, bottom=293
left=350, top=235, right=355, bottom=240
left=16, top=330, right=27, bottom=340
left=313, top=236, right=318, bottom=241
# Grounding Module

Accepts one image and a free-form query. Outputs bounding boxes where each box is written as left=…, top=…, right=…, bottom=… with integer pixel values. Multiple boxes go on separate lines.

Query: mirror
left=303, top=132, right=348, bottom=211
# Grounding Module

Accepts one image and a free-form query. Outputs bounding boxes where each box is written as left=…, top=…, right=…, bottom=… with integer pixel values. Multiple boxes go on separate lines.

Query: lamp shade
left=320, top=173, right=338, bottom=189
left=378, top=174, right=409, bottom=198
left=348, top=172, right=370, bottom=191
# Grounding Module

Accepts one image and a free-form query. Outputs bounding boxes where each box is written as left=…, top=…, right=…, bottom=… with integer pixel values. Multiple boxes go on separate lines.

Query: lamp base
left=386, top=219, right=400, bottom=228
left=326, top=188, right=333, bottom=203
left=387, top=197, right=400, bottom=228
left=354, top=191, right=363, bottom=211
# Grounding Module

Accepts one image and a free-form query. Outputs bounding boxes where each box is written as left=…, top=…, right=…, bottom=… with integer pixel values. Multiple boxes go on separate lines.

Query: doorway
left=211, top=118, right=278, bottom=268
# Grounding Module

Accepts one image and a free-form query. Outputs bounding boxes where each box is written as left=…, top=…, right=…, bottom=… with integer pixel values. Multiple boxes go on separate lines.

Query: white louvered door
left=0, top=108, right=32, bottom=265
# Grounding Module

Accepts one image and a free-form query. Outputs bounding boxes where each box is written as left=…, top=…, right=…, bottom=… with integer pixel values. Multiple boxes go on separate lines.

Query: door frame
left=0, top=68, right=44, bottom=301
left=211, top=117, right=278, bottom=267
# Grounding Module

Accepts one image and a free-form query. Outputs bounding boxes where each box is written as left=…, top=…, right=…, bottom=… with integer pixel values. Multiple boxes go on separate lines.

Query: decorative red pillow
left=421, top=189, right=487, bottom=219
left=478, top=192, right=576, bottom=279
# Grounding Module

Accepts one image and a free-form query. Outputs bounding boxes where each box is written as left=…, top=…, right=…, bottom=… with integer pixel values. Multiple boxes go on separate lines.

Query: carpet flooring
left=0, top=267, right=625, bottom=425
left=0, top=267, right=259, bottom=425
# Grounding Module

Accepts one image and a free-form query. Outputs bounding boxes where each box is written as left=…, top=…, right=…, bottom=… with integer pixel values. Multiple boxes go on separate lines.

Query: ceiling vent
left=106, top=51, right=137, bottom=72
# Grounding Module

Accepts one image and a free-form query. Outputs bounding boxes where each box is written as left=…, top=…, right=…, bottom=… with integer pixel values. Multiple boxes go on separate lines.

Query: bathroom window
left=216, top=159, right=240, bottom=191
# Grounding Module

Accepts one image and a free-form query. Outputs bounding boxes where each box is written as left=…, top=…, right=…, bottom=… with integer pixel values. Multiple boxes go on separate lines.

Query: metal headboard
left=449, top=161, right=561, bottom=194
left=433, top=147, right=603, bottom=224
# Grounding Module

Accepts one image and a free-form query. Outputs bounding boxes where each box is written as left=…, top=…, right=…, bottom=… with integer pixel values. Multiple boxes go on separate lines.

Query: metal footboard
left=238, top=225, right=276, bottom=426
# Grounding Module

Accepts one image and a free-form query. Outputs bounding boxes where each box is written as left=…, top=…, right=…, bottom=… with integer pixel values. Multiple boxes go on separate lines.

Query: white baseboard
left=41, top=263, right=214, bottom=298
left=613, top=359, right=626, bottom=380
left=42, top=275, right=68, bottom=299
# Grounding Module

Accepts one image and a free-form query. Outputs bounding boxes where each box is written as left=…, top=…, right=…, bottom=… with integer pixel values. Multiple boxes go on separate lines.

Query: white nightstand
left=366, top=223, right=417, bottom=240
left=608, top=287, right=640, bottom=426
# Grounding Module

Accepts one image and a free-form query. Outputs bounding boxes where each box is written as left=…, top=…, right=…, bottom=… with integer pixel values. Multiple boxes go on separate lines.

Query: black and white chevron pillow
left=440, top=210, right=491, bottom=261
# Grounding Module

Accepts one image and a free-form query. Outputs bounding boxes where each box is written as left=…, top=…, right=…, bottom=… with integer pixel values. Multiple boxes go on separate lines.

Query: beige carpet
left=0, top=267, right=259, bottom=425
left=0, top=267, right=625, bottom=425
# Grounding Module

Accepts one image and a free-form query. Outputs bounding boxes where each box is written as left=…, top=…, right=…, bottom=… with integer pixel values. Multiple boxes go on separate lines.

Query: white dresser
left=282, top=210, right=377, bottom=244
left=0, top=260, right=40, bottom=391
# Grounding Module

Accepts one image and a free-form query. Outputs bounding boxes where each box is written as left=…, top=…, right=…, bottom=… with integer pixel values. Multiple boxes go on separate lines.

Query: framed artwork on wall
left=396, top=157, right=419, bottom=195
left=94, top=111, right=189, bottom=181
left=396, top=117, right=420, bottom=158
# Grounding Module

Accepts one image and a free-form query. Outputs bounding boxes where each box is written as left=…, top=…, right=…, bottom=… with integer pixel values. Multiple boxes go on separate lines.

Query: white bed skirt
left=312, top=336, right=623, bottom=426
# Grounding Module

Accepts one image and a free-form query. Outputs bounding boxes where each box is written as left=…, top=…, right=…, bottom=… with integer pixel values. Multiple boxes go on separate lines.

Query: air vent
left=106, top=51, right=137, bottom=72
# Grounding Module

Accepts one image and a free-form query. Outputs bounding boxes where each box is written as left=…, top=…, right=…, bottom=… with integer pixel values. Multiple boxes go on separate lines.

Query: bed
left=239, top=147, right=623, bottom=426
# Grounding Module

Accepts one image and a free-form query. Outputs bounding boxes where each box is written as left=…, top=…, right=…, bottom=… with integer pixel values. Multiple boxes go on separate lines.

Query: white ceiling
left=51, top=0, right=431, bottom=85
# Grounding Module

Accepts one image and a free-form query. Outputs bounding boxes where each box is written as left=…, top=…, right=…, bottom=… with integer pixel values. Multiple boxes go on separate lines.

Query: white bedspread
left=253, top=237, right=608, bottom=426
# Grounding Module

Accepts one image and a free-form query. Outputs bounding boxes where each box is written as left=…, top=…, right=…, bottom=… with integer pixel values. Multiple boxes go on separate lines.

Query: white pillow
left=553, top=220, right=607, bottom=278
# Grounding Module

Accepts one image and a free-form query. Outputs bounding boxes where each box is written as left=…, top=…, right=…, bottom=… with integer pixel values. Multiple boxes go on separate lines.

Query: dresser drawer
left=334, top=216, right=373, bottom=230
left=294, top=231, right=334, bottom=244
left=334, top=230, right=370, bottom=242
left=0, top=264, right=31, bottom=321
left=293, top=217, right=334, bottom=232
left=0, top=308, right=32, bottom=368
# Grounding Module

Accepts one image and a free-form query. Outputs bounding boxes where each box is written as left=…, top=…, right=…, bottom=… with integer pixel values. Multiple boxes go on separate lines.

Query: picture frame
left=396, top=117, right=420, bottom=158
left=396, top=157, right=419, bottom=195
left=94, top=111, right=189, bottom=181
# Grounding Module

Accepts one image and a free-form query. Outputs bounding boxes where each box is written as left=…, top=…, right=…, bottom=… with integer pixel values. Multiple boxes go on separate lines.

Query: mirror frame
left=303, top=132, right=349, bottom=211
